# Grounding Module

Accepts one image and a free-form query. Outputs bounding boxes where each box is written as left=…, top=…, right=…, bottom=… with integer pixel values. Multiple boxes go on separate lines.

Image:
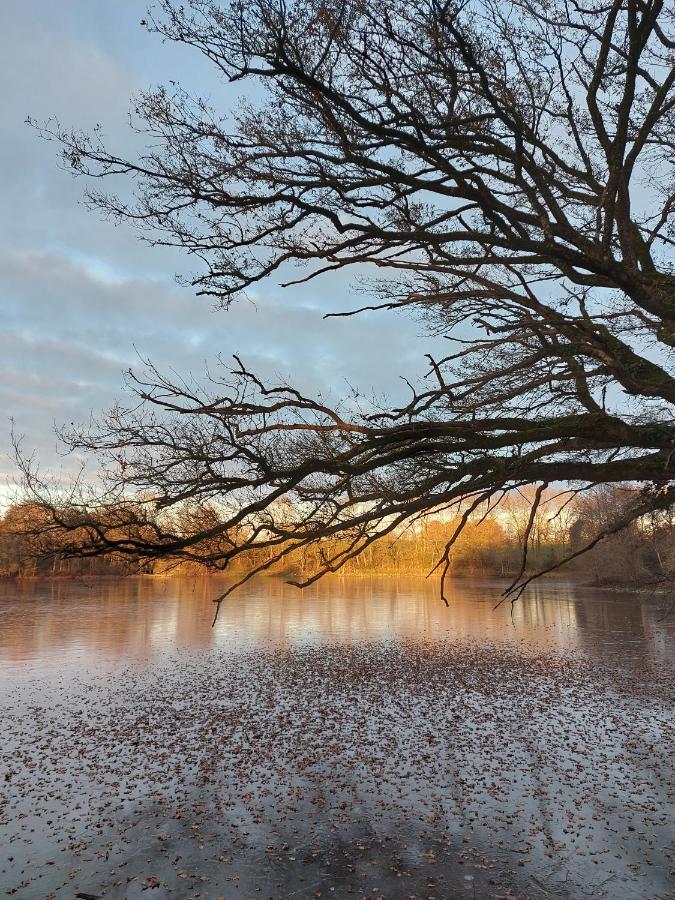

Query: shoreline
left=1, top=570, right=671, bottom=603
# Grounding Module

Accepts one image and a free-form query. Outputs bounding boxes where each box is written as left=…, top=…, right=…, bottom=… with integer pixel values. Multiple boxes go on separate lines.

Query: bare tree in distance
left=21, top=0, right=675, bottom=611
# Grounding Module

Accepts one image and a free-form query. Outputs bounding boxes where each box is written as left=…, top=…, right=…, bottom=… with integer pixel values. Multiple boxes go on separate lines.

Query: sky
left=1, top=1, right=439, bottom=500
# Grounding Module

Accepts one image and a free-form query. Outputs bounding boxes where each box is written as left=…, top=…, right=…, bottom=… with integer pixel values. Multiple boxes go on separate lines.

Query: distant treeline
left=1, top=486, right=672, bottom=587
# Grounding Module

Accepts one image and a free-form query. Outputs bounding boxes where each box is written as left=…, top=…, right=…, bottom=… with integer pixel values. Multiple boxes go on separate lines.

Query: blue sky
left=0, top=1, right=438, bottom=495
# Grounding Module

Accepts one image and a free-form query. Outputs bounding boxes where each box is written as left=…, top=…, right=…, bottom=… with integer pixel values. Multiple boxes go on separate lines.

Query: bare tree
left=22, top=0, right=675, bottom=606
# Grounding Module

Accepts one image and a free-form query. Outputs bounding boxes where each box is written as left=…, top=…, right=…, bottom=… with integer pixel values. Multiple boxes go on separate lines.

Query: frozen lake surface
left=0, top=575, right=673, bottom=898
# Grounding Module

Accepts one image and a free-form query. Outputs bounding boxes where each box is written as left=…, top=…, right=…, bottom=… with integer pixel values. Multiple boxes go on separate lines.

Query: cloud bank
left=0, top=1, right=440, bottom=496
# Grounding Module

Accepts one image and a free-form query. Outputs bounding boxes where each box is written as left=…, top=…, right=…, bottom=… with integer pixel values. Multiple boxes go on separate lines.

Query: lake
left=0, top=576, right=673, bottom=899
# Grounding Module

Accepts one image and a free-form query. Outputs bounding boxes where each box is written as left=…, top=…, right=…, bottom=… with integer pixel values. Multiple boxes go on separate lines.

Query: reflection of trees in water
left=0, top=577, right=671, bottom=672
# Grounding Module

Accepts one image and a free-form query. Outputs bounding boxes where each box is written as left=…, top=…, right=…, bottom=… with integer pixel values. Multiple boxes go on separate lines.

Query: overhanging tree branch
left=18, top=0, right=675, bottom=605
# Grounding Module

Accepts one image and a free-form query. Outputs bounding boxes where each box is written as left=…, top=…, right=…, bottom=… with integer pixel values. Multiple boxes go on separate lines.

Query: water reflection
left=0, top=575, right=672, bottom=680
